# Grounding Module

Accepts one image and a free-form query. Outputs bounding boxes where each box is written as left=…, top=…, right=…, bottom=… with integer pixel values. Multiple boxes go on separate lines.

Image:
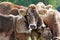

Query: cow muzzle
left=28, top=24, right=37, bottom=33
left=29, top=24, right=37, bottom=29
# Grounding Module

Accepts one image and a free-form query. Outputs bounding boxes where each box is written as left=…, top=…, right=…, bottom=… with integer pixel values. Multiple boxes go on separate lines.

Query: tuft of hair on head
left=37, top=2, right=45, bottom=6
left=28, top=4, right=36, bottom=9
left=36, top=2, right=46, bottom=8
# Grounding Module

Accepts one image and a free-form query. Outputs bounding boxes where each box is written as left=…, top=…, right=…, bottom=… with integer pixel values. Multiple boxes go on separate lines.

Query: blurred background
left=0, top=0, right=60, bottom=11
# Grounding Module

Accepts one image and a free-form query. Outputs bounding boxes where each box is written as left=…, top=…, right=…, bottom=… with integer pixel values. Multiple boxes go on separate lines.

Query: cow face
left=37, top=16, right=46, bottom=30
left=27, top=4, right=37, bottom=30
left=27, top=4, right=46, bottom=31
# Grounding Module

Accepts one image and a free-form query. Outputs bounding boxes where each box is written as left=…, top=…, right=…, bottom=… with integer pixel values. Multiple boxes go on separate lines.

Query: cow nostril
left=41, top=26, right=45, bottom=30
left=41, top=24, right=46, bottom=29
left=30, top=25, right=37, bottom=29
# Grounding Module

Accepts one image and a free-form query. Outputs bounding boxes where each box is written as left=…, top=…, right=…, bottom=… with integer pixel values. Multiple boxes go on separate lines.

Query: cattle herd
left=0, top=2, right=60, bottom=40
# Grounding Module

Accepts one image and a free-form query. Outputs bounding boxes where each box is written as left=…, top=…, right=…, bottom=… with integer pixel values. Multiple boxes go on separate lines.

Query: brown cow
left=27, top=4, right=46, bottom=40
left=29, top=3, right=52, bottom=40
left=16, top=8, right=30, bottom=40
left=44, top=10, right=60, bottom=40
left=38, top=7, right=60, bottom=40
left=9, top=8, right=19, bottom=15
left=0, top=14, right=14, bottom=40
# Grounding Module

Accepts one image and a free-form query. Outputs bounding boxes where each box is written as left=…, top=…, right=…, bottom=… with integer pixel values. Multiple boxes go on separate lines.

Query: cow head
left=27, top=4, right=46, bottom=31
left=27, top=4, right=37, bottom=30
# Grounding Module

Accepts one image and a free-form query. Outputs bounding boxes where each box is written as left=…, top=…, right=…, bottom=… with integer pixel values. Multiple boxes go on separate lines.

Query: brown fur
left=0, top=14, right=14, bottom=40
left=28, top=4, right=46, bottom=40
left=0, top=2, right=26, bottom=15
left=16, top=9, right=29, bottom=40
left=9, top=8, right=19, bottom=15
left=40, top=9, right=60, bottom=39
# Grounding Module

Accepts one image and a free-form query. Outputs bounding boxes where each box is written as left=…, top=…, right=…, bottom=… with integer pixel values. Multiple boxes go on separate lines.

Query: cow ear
left=9, top=8, right=19, bottom=15
left=40, top=9, right=47, bottom=15
left=18, top=9, right=26, bottom=16
left=46, top=5, right=52, bottom=9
